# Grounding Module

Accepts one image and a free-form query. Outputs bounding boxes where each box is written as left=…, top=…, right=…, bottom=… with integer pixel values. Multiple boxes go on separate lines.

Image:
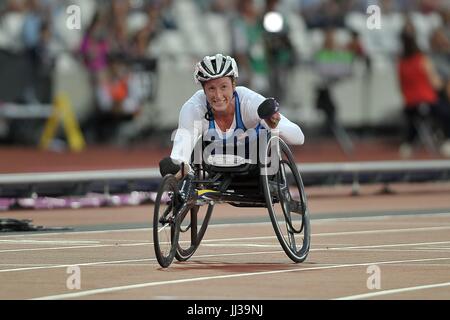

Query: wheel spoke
left=175, top=173, right=214, bottom=262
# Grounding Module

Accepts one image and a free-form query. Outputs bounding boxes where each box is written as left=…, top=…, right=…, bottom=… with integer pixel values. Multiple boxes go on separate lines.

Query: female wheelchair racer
left=153, top=54, right=310, bottom=268
left=154, top=107, right=311, bottom=268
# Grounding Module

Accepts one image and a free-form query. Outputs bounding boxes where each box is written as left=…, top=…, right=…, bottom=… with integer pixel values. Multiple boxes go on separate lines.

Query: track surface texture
left=1, top=183, right=449, bottom=300
left=1, top=140, right=449, bottom=300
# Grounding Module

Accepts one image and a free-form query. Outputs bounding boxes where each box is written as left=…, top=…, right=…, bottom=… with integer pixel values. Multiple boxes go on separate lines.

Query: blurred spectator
left=262, top=0, right=297, bottom=102
left=429, top=27, right=450, bottom=103
left=79, top=9, right=110, bottom=84
left=346, top=29, right=365, bottom=58
left=128, top=23, right=159, bottom=104
left=194, top=0, right=236, bottom=13
left=409, top=8, right=443, bottom=52
left=397, top=24, right=450, bottom=157
left=162, top=0, right=178, bottom=29
left=31, top=20, right=56, bottom=103
left=22, top=0, right=47, bottom=50
left=93, top=53, right=145, bottom=143
left=418, top=0, right=441, bottom=14
left=77, top=1, right=164, bottom=145
left=108, top=0, right=130, bottom=54
left=78, top=9, right=111, bottom=143
left=5, top=0, right=450, bottom=148
left=230, top=0, right=269, bottom=94
left=429, top=26, right=450, bottom=156
left=2, top=0, right=26, bottom=14
left=313, top=27, right=354, bottom=131
left=312, top=26, right=356, bottom=154
left=209, top=0, right=236, bottom=13
left=97, top=54, right=143, bottom=116
left=129, top=5, right=160, bottom=102
left=301, top=0, right=350, bottom=29
left=109, top=19, right=129, bottom=55
left=22, top=0, right=54, bottom=103
left=145, top=0, right=177, bottom=31
left=346, top=28, right=372, bottom=72
left=111, top=0, right=129, bottom=19
left=1, top=0, right=27, bottom=52
left=441, top=7, right=450, bottom=39
left=129, top=24, right=153, bottom=59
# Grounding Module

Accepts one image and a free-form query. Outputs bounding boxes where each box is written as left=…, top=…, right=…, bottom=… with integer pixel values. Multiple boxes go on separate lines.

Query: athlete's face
left=203, top=77, right=235, bottom=113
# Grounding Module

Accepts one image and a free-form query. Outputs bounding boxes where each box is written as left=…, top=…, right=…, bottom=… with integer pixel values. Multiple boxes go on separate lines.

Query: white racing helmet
left=194, top=54, right=239, bottom=84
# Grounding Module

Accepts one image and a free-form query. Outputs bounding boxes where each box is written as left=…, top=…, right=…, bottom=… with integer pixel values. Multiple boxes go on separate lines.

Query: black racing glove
left=257, top=98, right=280, bottom=120
left=159, top=157, right=181, bottom=177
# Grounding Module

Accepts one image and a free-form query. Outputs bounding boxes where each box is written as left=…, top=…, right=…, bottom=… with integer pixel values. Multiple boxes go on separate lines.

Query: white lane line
left=1, top=220, right=449, bottom=239
left=0, top=238, right=447, bottom=254
left=1, top=226, right=450, bottom=254
left=0, top=264, right=57, bottom=267
left=384, top=263, right=450, bottom=267
left=4, top=261, right=446, bottom=269
left=2, top=238, right=449, bottom=272
left=0, top=237, right=148, bottom=243
left=0, top=258, right=155, bottom=273
left=0, top=224, right=449, bottom=252
left=0, top=228, right=153, bottom=238
left=0, top=244, right=117, bottom=253
left=0, top=241, right=277, bottom=253
left=32, top=257, right=450, bottom=300
left=178, top=225, right=450, bottom=242
left=202, top=243, right=280, bottom=248
left=335, top=281, right=450, bottom=300
left=0, top=239, right=100, bottom=245
left=0, top=239, right=99, bottom=245
left=0, top=242, right=158, bottom=253
left=331, top=248, right=450, bottom=253
left=329, top=241, right=450, bottom=250
left=0, top=250, right=285, bottom=273
left=312, top=226, right=450, bottom=237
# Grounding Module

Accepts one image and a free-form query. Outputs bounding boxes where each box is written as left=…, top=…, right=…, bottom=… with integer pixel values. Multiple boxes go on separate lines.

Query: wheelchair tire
left=153, top=174, right=181, bottom=268
left=175, top=203, right=214, bottom=261
left=261, top=136, right=311, bottom=263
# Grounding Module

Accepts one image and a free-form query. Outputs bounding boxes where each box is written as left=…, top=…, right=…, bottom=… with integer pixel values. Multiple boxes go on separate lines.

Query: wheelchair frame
left=153, top=135, right=311, bottom=268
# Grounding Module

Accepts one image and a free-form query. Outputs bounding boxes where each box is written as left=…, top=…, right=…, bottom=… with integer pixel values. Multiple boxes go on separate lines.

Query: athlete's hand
left=175, top=162, right=192, bottom=180
left=258, top=98, right=280, bottom=128
left=265, top=112, right=281, bottom=129
left=159, top=157, right=180, bottom=177
left=159, top=157, right=191, bottom=180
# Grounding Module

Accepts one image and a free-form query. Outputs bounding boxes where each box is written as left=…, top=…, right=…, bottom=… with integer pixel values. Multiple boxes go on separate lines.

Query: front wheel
left=261, top=136, right=311, bottom=263
left=153, top=174, right=181, bottom=268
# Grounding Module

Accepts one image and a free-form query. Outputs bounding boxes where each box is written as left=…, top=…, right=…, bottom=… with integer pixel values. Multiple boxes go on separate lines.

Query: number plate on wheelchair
left=206, top=154, right=249, bottom=167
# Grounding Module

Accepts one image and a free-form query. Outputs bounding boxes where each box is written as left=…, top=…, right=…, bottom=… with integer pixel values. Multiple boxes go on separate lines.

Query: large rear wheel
left=261, top=136, right=311, bottom=263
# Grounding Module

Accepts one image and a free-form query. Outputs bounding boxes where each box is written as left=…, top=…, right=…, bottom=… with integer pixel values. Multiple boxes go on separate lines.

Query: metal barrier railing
left=1, top=160, right=450, bottom=198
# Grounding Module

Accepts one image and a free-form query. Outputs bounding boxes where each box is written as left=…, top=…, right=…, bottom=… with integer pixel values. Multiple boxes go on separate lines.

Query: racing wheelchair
left=153, top=131, right=311, bottom=268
